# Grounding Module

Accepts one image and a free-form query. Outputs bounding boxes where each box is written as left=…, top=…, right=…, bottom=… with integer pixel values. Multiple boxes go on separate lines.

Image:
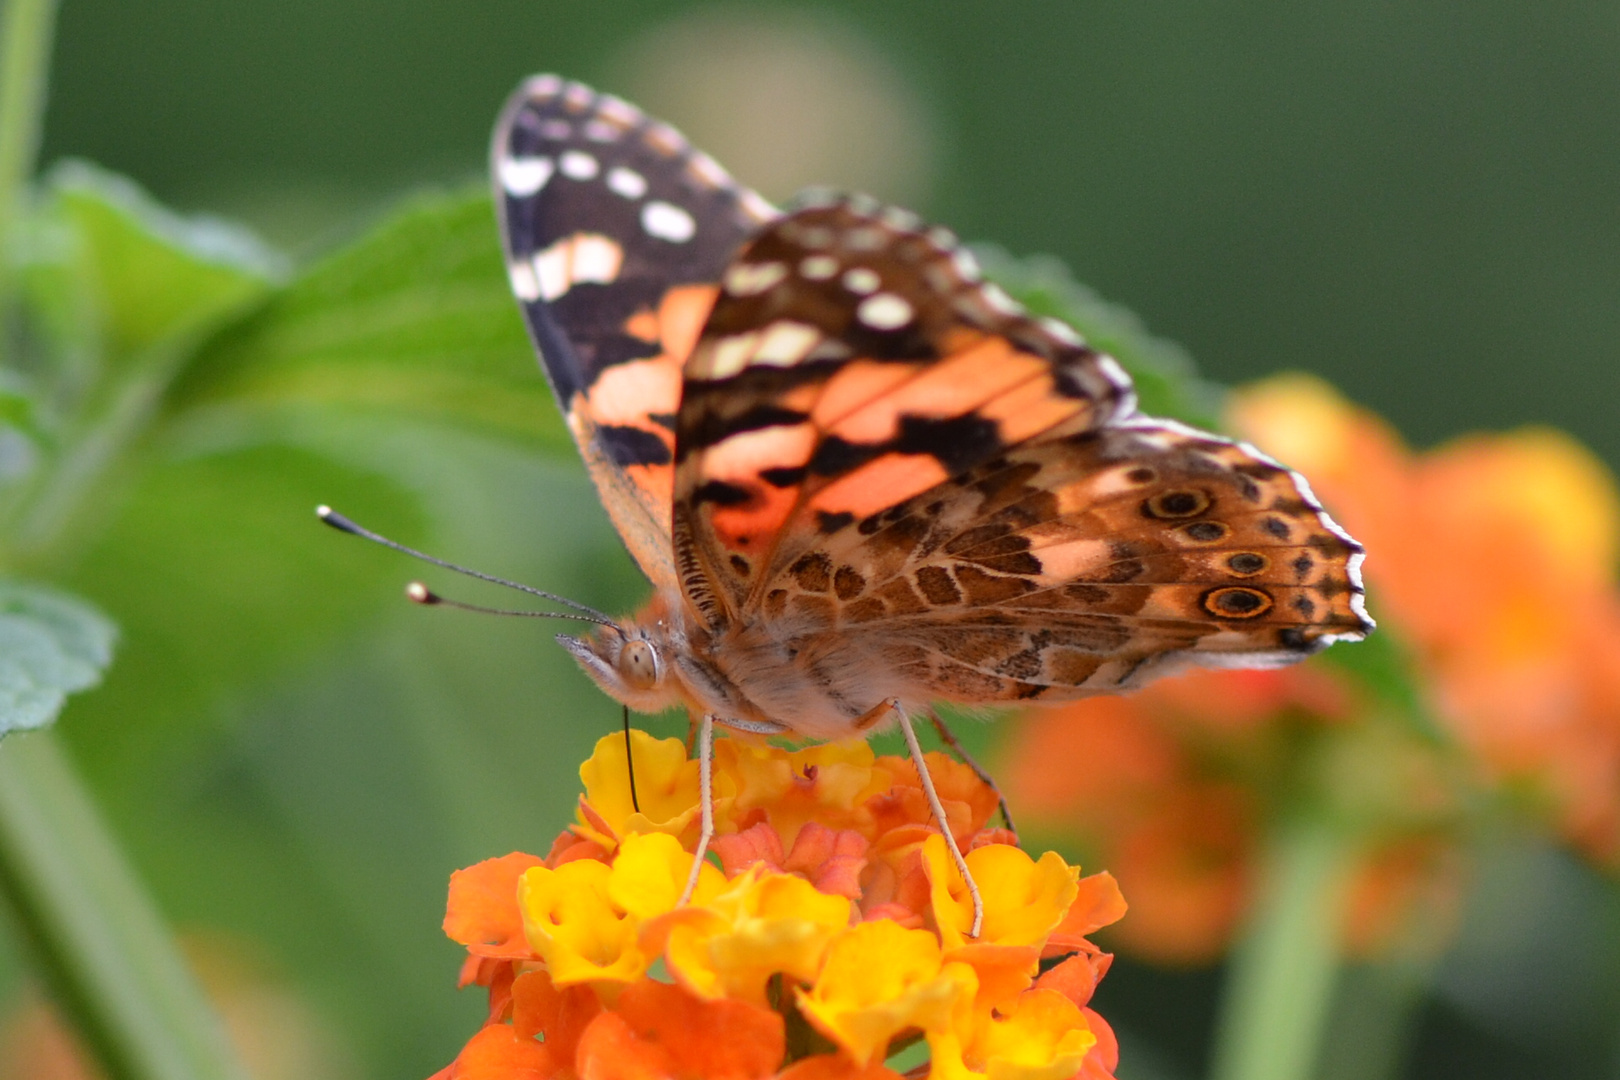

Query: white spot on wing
left=1039, top=317, right=1083, bottom=346
left=607, top=166, right=648, bottom=199
left=583, top=120, right=620, bottom=142
left=525, top=74, right=564, bottom=98
left=857, top=293, right=913, bottom=330
left=507, top=260, right=540, bottom=301
left=687, top=152, right=729, bottom=189
left=570, top=234, right=623, bottom=286
left=739, top=190, right=778, bottom=223
left=642, top=201, right=696, bottom=243
left=540, top=119, right=572, bottom=140
left=560, top=150, right=599, bottom=179
left=800, top=255, right=839, bottom=280
left=842, top=267, right=881, bottom=294
left=596, top=95, right=640, bottom=126
left=533, top=242, right=570, bottom=301
left=529, top=233, right=623, bottom=300
left=753, top=321, right=823, bottom=366
left=706, top=333, right=759, bottom=379
left=724, top=260, right=789, bottom=296
left=982, top=283, right=1023, bottom=315
left=499, top=156, right=554, bottom=196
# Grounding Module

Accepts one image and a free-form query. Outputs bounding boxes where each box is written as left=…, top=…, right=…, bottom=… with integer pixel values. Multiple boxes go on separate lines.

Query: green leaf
left=161, top=187, right=570, bottom=457
left=978, top=245, right=1225, bottom=427
left=29, top=160, right=285, bottom=364
left=0, top=580, right=114, bottom=736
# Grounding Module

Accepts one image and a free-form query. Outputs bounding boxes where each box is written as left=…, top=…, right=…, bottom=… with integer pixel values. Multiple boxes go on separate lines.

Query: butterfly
left=490, top=76, right=1373, bottom=932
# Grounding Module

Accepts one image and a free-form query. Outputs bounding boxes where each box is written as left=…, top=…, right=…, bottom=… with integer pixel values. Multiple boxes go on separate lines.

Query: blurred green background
left=5, top=3, right=1619, bottom=1079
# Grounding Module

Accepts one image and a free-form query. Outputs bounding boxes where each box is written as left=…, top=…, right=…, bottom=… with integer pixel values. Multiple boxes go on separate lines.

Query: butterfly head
left=556, top=603, right=685, bottom=714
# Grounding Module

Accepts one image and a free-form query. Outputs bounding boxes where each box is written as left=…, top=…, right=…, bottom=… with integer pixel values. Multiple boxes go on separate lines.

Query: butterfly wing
left=492, top=76, right=775, bottom=587
left=667, top=195, right=1369, bottom=724
left=813, top=417, right=1372, bottom=704
left=669, top=196, right=1137, bottom=627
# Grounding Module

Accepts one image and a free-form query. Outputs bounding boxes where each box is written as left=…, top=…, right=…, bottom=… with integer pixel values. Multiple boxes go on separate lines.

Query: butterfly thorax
left=559, top=589, right=914, bottom=741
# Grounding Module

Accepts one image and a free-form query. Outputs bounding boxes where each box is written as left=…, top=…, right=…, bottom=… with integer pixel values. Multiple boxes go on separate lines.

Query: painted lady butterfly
left=491, top=76, right=1373, bottom=930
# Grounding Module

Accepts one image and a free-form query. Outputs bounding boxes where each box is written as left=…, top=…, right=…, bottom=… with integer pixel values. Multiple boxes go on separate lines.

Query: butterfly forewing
left=670, top=197, right=1137, bottom=626
left=492, top=76, right=775, bottom=588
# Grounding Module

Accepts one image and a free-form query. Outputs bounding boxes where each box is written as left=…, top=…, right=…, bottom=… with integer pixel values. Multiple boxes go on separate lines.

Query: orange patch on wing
left=809, top=360, right=926, bottom=432
left=978, top=373, right=1086, bottom=446
left=696, top=423, right=818, bottom=486
left=708, top=483, right=800, bottom=556
left=585, top=356, right=683, bottom=430
left=826, top=339, right=1047, bottom=446
left=661, top=284, right=721, bottom=366
left=624, top=306, right=660, bottom=344
left=808, top=453, right=951, bottom=519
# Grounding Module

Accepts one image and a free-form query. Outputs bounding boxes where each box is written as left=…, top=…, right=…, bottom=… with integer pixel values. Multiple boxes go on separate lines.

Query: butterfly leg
left=893, top=701, right=984, bottom=938
left=926, top=708, right=1017, bottom=838
left=679, top=712, right=716, bottom=908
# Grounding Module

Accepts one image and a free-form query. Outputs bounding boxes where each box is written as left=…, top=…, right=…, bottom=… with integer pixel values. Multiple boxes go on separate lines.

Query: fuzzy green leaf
left=0, top=581, right=115, bottom=736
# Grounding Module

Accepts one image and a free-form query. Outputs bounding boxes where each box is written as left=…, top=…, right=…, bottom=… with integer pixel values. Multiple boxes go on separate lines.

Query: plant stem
left=0, top=0, right=58, bottom=363
left=1208, top=814, right=1357, bottom=1080
left=0, top=730, right=251, bottom=1080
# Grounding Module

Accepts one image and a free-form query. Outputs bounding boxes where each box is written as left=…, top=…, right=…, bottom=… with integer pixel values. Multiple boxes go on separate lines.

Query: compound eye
left=619, top=640, right=659, bottom=690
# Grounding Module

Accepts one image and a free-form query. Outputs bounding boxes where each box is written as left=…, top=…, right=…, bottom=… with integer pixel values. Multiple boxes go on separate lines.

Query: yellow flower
left=609, top=831, right=726, bottom=919
left=797, top=919, right=977, bottom=1067
left=655, top=865, right=853, bottom=1006
left=923, top=836, right=1079, bottom=953
left=576, top=730, right=702, bottom=848
left=718, top=737, right=895, bottom=847
left=518, top=859, right=645, bottom=987
left=929, top=988, right=1096, bottom=1080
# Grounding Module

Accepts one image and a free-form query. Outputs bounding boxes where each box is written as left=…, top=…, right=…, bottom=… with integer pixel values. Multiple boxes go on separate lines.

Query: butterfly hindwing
left=811, top=418, right=1371, bottom=703
left=492, top=76, right=775, bottom=587
left=670, top=196, right=1137, bottom=626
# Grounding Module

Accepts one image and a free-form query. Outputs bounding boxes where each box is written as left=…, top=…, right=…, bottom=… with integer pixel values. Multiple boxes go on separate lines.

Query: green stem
left=0, top=0, right=58, bottom=362
left=1208, top=815, right=1357, bottom=1080
left=1314, top=956, right=1437, bottom=1080
left=0, top=730, right=251, bottom=1080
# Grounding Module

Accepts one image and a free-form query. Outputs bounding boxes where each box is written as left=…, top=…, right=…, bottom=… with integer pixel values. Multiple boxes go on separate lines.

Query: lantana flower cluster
left=432, top=730, right=1126, bottom=1080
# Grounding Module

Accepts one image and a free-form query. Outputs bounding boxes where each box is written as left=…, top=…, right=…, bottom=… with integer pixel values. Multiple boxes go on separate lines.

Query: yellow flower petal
left=663, top=866, right=852, bottom=1005
left=797, top=920, right=977, bottom=1067
left=608, top=831, right=726, bottom=920
left=577, top=730, right=702, bottom=847
left=517, top=861, right=645, bottom=987
left=924, top=836, right=1079, bottom=953
left=718, top=738, right=894, bottom=846
left=928, top=989, right=1096, bottom=1080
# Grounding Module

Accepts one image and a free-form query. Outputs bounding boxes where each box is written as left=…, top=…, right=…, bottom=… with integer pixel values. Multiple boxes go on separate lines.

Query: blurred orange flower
left=1232, top=375, right=1620, bottom=862
left=433, top=730, right=1126, bottom=1080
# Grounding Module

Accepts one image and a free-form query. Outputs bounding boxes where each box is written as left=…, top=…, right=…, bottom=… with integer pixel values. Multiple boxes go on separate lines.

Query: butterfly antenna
left=316, top=505, right=616, bottom=625
left=622, top=704, right=641, bottom=814
left=404, top=582, right=614, bottom=626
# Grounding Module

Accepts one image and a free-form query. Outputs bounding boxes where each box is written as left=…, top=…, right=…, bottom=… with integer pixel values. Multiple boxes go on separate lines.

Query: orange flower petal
left=511, top=970, right=601, bottom=1061
left=445, top=853, right=546, bottom=958
left=575, top=979, right=785, bottom=1080
left=776, top=1054, right=906, bottom=1080
left=439, top=1023, right=557, bottom=1080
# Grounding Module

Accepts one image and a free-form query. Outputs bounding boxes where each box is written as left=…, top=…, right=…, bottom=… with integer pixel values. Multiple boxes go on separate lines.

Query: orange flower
left=433, top=730, right=1125, bottom=1080
left=1233, top=375, right=1620, bottom=862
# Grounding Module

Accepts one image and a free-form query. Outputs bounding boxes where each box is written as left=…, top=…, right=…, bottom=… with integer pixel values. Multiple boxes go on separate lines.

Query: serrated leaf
left=0, top=582, right=116, bottom=736
left=978, top=246, right=1225, bottom=427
